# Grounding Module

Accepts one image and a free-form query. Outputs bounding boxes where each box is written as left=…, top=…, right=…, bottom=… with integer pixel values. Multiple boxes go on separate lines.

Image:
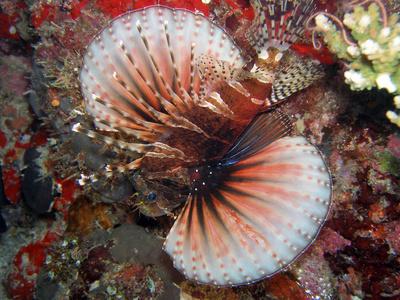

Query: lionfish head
left=247, top=0, right=324, bottom=104
left=76, top=2, right=332, bottom=286
left=132, top=169, right=191, bottom=217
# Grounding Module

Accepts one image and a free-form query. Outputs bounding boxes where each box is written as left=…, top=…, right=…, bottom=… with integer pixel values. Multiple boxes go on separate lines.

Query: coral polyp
left=306, top=0, right=400, bottom=126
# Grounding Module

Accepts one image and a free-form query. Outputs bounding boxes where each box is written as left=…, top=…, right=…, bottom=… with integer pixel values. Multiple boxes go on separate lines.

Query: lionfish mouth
left=75, top=2, right=332, bottom=286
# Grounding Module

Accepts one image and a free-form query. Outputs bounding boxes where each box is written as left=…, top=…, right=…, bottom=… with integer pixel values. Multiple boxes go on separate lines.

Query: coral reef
left=0, top=0, right=399, bottom=299
left=306, top=0, right=400, bottom=126
left=280, top=77, right=400, bottom=299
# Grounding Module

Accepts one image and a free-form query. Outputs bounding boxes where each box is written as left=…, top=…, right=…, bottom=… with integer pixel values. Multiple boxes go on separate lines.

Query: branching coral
left=386, top=95, right=400, bottom=126
left=306, top=0, right=400, bottom=126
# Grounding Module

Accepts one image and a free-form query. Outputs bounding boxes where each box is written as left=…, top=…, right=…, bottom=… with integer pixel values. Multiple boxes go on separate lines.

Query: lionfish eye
left=274, top=52, right=283, bottom=62
left=147, top=192, right=157, bottom=201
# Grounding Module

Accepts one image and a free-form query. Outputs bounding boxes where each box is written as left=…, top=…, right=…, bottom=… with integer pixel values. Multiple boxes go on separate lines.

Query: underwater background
left=0, top=0, right=399, bottom=299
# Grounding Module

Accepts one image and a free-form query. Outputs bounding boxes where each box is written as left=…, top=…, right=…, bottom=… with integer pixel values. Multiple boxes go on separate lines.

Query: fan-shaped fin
left=223, top=111, right=292, bottom=164
left=271, top=58, right=324, bottom=102
left=247, top=0, right=316, bottom=53
left=79, top=6, right=247, bottom=180
left=80, top=6, right=245, bottom=139
left=163, top=112, right=332, bottom=285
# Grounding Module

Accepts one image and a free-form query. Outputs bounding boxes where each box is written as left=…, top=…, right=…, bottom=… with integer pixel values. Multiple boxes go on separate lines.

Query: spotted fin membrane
left=247, top=0, right=324, bottom=104
left=247, top=0, right=316, bottom=52
left=77, top=4, right=332, bottom=286
left=77, top=6, right=246, bottom=173
left=164, top=111, right=331, bottom=285
left=271, top=57, right=324, bottom=102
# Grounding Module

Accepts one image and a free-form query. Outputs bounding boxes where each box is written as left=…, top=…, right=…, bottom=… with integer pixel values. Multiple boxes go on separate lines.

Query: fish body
left=79, top=6, right=274, bottom=215
left=77, top=3, right=331, bottom=286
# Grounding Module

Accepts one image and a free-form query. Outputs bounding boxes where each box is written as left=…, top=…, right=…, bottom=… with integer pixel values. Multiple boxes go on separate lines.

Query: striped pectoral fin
left=80, top=6, right=246, bottom=130
left=223, top=111, right=293, bottom=163
left=163, top=112, right=332, bottom=286
left=194, top=54, right=256, bottom=119
left=247, top=0, right=317, bottom=53
left=271, top=58, right=324, bottom=103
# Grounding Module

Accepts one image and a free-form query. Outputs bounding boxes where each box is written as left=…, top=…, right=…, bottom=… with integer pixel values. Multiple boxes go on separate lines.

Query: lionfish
left=75, top=0, right=332, bottom=286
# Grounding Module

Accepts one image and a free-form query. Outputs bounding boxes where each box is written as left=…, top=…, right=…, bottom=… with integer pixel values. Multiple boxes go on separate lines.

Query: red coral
left=7, top=231, right=59, bottom=299
left=6, top=272, right=35, bottom=300
left=2, top=165, right=21, bottom=203
left=30, top=3, right=56, bottom=29
left=318, top=228, right=352, bottom=255
left=0, top=129, right=7, bottom=148
left=96, top=0, right=210, bottom=18
left=54, top=178, right=80, bottom=221
left=70, top=0, right=89, bottom=19
left=265, top=274, right=311, bottom=299
left=0, top=0, right=28, bottom=39
left=290, top=41, right=335, bottom=65
left=96, top=0, right=137, bottom=17
left=0, top=12, right=20, bottom=39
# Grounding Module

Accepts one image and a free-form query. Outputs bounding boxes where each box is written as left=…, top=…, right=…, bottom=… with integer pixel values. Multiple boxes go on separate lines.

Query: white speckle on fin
left=163, top=112, right=332, bottom=285
left=194, top=53, right=257, bottom=117
left=272, top=58, right=324, bottom=102
left=195, top=54, right=246, bottom=87
left=79, top=5, right=245, bottom=144
left=78, top=6, right=246, bottom=178
left=247, top=0, right=316, bottom=53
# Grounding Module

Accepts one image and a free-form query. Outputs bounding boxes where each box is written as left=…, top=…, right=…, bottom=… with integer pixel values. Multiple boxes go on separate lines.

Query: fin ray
left=79, top=5, right=245, bottom=146
left=247, top=0, right=316, bottom=52
left=164, top=112, right=332, bottom=285
left=271, top=58, right=324, bottom=102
